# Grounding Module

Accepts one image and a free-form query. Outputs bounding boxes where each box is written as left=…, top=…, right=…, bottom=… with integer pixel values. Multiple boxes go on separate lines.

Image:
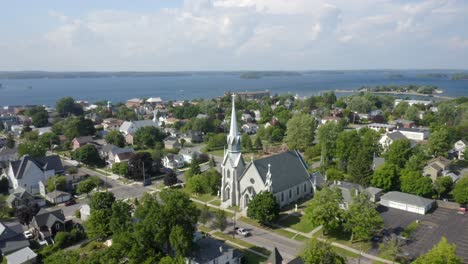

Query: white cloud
left=1, top=0, right=468, bottom=70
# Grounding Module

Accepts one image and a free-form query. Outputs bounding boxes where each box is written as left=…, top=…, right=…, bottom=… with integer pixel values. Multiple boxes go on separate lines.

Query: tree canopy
left=413, top=237, right=462, bottom=264
left=247, top=191, right=280, bottom=224
left=305, top=187, right=344, bottom=234
left=285, top=113, right=316, bottom=151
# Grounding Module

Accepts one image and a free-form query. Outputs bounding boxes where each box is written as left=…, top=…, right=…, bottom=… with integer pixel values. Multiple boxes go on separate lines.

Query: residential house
left=379, top=131, right=407, bottom=150
left=72, top=136, right=93, bottom=150
left=64, top=173, right=87, bottom=191
left=368, top=123, right=395, bottom=132
left=33, top=127, right=52, bottom=136
left=44, top=190, right=72, bottom=204
left=0, top=147, right=18, bottom=169
left=179, top=149, right=200, bottom=164
left=454, top=140, right=467, bottom=160
left=0, top=221, right=30, bottom=256
left=164, top=137, right=181, bottom=150
left=398, top=127, right=429, bottom=141
left=99, top=144, right=135, bottom=166
left=331, top=181, right=363, bottom=210
left=394, top=99, right=432, bottom=107
left=253, top=110, right=261, bottom=121
left=320, top=116, right=340, bottom=125
left=423, top=157, right=451, bottom=182
left=31, top=209, right=65, bottom=240
left=366, top=187, right=383, bottom=202
left=102, top=118, right=124, bottom=131
left=241, top=113, right=254, bottom=123
left=241, top=123, right=259, bottom=134
left=181, top=131, right=203, bottom=144
left=163, top=154, right=185, bottom=169
left=6, top=188, right=45, bottom=209
left=125, top=133, right=135, bottom=145
left=189, top=236, right=242, bottom=264
left=146, top=97, right=164, bottom=106
left=125, top=98, right=144, bottom=108
left=391, top=119, right=415, bottom=129
left=119, top=119, right=159, bottom=136
left=7, top=155, right=64, bottom=194
left=5, top=247, right=37, bottom=264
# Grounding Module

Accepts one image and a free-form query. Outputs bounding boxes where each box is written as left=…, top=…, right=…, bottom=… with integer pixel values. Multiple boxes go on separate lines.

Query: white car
left=23, top=230, right=33, bottom=239
left=235, top=227, right=251, bottom=237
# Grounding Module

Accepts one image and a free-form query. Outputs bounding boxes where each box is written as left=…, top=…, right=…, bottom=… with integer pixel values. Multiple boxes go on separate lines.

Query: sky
left=1, top=0, right=468, bottom=71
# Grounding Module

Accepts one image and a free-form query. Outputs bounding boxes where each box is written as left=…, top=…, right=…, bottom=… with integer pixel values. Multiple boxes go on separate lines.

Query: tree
left=347, top=96, right=373, bottom=113
left=127, top=152, right=154, bottom=180
left=413, top=237, right=462, bottom=264
left=164, top=170, right=178, bottom=186
left=0, top=178, right=9, bottom=194
left=433, top=176, right=453, bottom=199
left=44, top=250, right=80, bottom=264
left=305, top=187, right=344, bottom=234
left=110, top=201, right=133, bottom=235
left=241, top=134, right=253, bottom=151
left=379, top=236, right=403, bottom=263
left=254, top=136, right=263, bottom=150
left=105, top=130, right=125, bottom=147
left=86, top=208, right=112, bottom=240
left=453, top=176, right=468, bottom=205
left=6, top=134, right=15, bottom=148
left=26, top=106, right=49, bottom=128
left=111, top=162, right=129, bottom=176
left=400, top=170, right=434, bottom=198
left=301, top=239, right=346, bottom=264
left=347, top=148, right=374, bottom=186
left=187, top=175, right=205, bottom=195
left=90, top=192, right=115, bottom=212
left=16, top=205, right=38, bottom=226
left=325, top=168, right=345, bottom=181
left=344, top=193, right=384, bottom=242
left=38, top=132, right=59, bottom=149
left=371, top=164, right=399, bottom=191
left=134, top=126, right=166, bottom=149
left=385, top=139, right=412, bottom=168
left=46, top=175, right=67, bottom=192
left=180, top=138, right=186, bottom=148
left=18, top=142, right=46, bottom=158
left=199, top=204, right=211, bottom=225
left=213, top=209, right=228, bottom=231
left=427, top=127, right=450, bottom=157
left=209, top=156, right=217, bottom=168
left=404, top=105, right=420, bottom=121
left=285, top=113, right=316, bottom=151
left=317, top=122, right=342, bottom=168
left=170, top=225, right=191, bottom=257
left=335, top=130, right=360, bottom=171
left=72, top=144, right=104, bottom=167
left=56, top=97, right=83, bottom=117
left=189, top=156, right=201, bottom=175
left=77, top=178, right=98, bottom=196
left=247, top=191, right=280, bottom=224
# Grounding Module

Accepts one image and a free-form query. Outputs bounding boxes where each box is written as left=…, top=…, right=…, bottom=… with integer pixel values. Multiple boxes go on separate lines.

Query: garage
left=380, top=191, right=434, bottom=215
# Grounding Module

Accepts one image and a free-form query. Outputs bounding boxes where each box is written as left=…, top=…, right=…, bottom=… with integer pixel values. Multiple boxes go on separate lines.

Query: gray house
left=189, top=237, right=242, bottom=264
left=0, top=221, right=29, bottom=256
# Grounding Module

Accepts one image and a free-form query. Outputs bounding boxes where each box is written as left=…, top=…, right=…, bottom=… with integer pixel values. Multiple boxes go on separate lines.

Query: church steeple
left=227, top=94, right=241, bottom=152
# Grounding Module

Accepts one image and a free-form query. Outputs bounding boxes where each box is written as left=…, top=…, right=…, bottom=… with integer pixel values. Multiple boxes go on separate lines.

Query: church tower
left=221, top=94, right=245, bottom=208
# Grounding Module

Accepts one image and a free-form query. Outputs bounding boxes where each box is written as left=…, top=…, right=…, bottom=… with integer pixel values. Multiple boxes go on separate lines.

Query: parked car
left=234, top=227, right=251, bottom=237
left=65, top=200, right=76, bottom=206
left=23, top=230, right=33, bottom=239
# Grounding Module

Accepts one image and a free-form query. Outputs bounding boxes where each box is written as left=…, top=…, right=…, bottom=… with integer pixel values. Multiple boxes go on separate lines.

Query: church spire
left=227, top=94, right=241, bottom=152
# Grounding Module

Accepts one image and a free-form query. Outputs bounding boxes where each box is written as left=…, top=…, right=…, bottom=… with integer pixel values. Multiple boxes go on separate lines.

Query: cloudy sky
left=1, top=0, right=467, bottom=70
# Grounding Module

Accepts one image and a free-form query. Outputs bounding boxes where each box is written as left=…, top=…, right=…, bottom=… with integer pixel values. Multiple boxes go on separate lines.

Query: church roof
left=248, top=150, right=311, bottom=193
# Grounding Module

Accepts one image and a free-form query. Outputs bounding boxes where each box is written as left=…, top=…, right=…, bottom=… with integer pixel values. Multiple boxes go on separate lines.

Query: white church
left=221, top=95, right=317, bottom=210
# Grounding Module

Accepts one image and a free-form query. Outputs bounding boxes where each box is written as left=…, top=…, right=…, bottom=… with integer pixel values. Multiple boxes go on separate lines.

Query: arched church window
left=227, top=170, right=230, bottom=178
left=250, top=178, right=255, bottom=184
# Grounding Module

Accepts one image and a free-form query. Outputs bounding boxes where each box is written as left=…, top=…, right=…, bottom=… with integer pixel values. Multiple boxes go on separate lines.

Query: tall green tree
left=90, top=192, right=116, bottom=212
left=199, top=204, right=211, bottom=225
left=169, top=225, right=191, bottom=257
left=305, top=187, right=344, bottom=234
left=247, top=191, right=280, bottom=224
left=433, top=176, right=453, bottom=199
left=453, top=176, right=468, bottom=205
left=317, top=122, right=342, bottom=168
left=241, top=134, right=253, bottom=151
left=56, top=97, right=83, bottom=117
left=72, top=144, right=105, bottom=167
left=110, top=201, right=133, bottom=235
left=413, top=237, right=462, bottom=264
left=213, top=209, right=228, bottom=231
left=134, top=126, right=166, bottom=149
left=335, top=130, right=360, bottom=171
left=385, top=139, right=412, bottom=168
left=400, top=170, right=433, bottom=198
left=18, top=142, right=46, bottom=158
left=46, top=175, right=67, bottom=192
left=285, top=113, right=316, bottom=151
left=85, top=208, right=112, bottom=240
left=301, top=239, right=346, bottom=264
left=379, top=236, right=403, bottom=263
left=344, top=193, right=384, bottom=242
left=105, top=130, right=125, bottom=147
left=427, top=127, right=450, bottom=157
left=371, top=163, right=400, bottom=191
left=347, top=148, right=374, bottom=186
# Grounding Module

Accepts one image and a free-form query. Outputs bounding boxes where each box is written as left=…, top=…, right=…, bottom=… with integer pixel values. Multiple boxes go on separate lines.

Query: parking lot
left=378, top=206, right=468, bottom=262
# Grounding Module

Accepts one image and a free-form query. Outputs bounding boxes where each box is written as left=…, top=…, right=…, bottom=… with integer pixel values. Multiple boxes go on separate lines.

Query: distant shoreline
left=334, top=89, right=454, bottom=99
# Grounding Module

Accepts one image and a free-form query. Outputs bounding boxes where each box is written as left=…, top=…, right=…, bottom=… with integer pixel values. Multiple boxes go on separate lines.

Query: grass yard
left=241, top=250, right=268, bottom=264
left=209, top=199, right=221, bottom=206
left=277, top=213, right=316, bottom=233
left=205, top=149, right=225, bottom=157
left=197, top=225, right=211, bottom=233
left=313, top=229, right=373, bottom=253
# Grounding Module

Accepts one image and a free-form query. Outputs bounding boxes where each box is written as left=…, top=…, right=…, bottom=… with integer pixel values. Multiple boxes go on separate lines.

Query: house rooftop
left=10, top=155, right=64, bottom=179
left=192, top=237, right=240, bottom=263
left=5, top=247, right=37, bottom=264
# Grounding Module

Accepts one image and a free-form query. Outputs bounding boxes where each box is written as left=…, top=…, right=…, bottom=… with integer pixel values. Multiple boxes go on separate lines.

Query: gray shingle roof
left=10, top=155, right=64, bottom=179
left=192, top=237, right=240, bottom=263
left=73, top=136, right=93, bottom=145
left=5, top=246, right=37, bottom=264
left=387, top=131, right=406, bottom=141
left=267, top=247, right=283, bottom=264
left=31, top=208, right=65, bottom=229
left=380, top=191, right=434, bottom=208
left=247, top=150, right=311, bottom=193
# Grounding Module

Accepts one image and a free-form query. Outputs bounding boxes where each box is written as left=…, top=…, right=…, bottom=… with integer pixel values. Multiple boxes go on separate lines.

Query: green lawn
left=241, top=250, right=268, bottom=264
left=197, top=225, right=212, bottom=233
left=209, top=199, right=221, bottom=206
left=293, top=234, right=310, bottom=242
left=205, top=149, right=225, bottom=157
left=278, top=213, right=316, bottom=233
left=313, top=229, right=373, bottom=253
left=181, top=187, right=218, bottom=203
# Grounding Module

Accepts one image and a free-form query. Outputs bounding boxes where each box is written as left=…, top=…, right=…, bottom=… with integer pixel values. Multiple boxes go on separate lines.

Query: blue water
left=0, top=70, right=467, bottom=107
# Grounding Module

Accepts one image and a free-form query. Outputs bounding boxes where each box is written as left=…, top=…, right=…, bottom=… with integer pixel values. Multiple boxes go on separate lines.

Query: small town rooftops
left=366, top=187, right=383, bottom=196
left=192, top=237, right=240, bottom=263
left=387, top=131, right=406, bottom=141
left=380, top=191, right=433, bottom=208
left=10, top=155, right=64, bottom=179
left=5, top=247, right=37, bottom=264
